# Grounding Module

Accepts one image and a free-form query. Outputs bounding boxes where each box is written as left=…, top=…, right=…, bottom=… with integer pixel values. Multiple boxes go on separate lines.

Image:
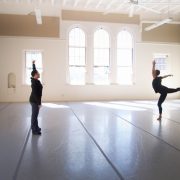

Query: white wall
left=0, top=21, right=180, bottom=102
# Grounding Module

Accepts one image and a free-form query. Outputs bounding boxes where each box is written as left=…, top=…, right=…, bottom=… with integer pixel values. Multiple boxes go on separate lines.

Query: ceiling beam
left=62, top=0, right=67, bottom=6
left=144, top=18, right=173, bottom=31
left=95, top=0, right=103, bottom=9
left=137, top=2, right=180, bottom=5
left=136, top=4, right=161, bottom=14
left=84, top=0, right=91, bottom=8
left=104, top=0, right=116, bottom=11
left=27, top=0, right=32, bottom=3
left=51, top=0, right=55, bottom=6
left=73, top=0, right=80, bottom=7
left=166, top=5, right=180, bottom=14
left=103, top=0, right=127, bottom=15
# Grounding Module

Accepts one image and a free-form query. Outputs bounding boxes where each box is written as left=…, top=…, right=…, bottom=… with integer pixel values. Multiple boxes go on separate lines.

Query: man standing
left=29, top=60, right=43, bottom=135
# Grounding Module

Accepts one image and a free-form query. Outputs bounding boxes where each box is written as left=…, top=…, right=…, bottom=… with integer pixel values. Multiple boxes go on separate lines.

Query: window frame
left=68, top=26, right=87, bottom=85
left=116, top=30, right=134, bottom=85
left=93, top=28, right=111, bottom=85
left=23, top=49, right=43, bottom=86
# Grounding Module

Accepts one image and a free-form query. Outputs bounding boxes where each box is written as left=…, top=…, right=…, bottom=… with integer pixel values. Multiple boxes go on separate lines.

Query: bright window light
left=154, top=54, right=168, bottom=74
left=25, top=51, right=43, bottom=85
left=94, top=29, right=110, bottom=85
left=69, top=27, right=86, bottom=85
left=117, top=30, right=133, bottom=85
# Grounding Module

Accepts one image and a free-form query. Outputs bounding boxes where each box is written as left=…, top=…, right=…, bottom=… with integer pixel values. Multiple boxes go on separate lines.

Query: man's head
left=31, top=70, right=40, bottom=79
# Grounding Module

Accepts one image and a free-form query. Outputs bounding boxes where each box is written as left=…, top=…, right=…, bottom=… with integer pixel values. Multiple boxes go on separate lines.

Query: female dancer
left=152, top=60, right=180, bottom=120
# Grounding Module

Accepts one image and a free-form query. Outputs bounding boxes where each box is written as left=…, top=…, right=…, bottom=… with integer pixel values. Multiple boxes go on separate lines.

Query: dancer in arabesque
left=152, top=60, right=180, bottom=120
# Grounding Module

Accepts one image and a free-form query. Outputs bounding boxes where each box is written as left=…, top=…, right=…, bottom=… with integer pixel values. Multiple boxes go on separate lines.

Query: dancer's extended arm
left=152, top=60, right=156, bottom=79
left=162, top=74, right=173, bottom=79
left=32, top=60, right=36, bottom=71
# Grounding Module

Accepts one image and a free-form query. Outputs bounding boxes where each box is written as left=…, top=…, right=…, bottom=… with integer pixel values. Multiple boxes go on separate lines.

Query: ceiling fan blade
left=35, top=8, right=42, bottom=24
left=144, top=18, right=173, bottom=31
left=136, top=4, right=161, bottom=14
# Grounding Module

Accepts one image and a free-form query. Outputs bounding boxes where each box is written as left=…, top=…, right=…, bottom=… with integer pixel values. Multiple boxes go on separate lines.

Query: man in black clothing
left=152, top=60, right=180, bottom=120
left=29, top=60, right=43, bottom=135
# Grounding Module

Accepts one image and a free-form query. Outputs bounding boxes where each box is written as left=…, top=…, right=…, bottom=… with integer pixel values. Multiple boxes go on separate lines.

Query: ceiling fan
left=128, top=0, right=161, bottom=17
left=129, top=0, right=180, bottom=31
left=34, top=8, right=42, bottom=25
left=144, top=18, right=173, bottom=31
left=28, top=8, right=42, bottom=25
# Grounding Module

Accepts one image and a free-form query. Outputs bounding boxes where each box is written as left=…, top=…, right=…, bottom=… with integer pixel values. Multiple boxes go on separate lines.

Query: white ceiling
left=0, top=0, right=180, bottom=21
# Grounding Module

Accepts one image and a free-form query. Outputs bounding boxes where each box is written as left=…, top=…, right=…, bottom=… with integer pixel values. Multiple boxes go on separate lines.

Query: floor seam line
left=112, top=112, right=180, bottom=153
left=68, top=104, right=124, bottom=180
left=0, top=103, right=11, bottom=112
left=108, top=102, right=180, bottom=125
left=12, top=126, right=31, bottom=180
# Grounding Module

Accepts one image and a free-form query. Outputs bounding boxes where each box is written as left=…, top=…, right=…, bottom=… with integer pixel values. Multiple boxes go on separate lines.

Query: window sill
left=66, top=83, right=135, bottom=86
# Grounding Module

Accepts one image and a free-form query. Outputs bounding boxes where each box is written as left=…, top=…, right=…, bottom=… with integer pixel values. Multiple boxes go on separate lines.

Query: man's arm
left=32, top=60, right=36, bottom=71
left=152, top=60, right=156, bottom=79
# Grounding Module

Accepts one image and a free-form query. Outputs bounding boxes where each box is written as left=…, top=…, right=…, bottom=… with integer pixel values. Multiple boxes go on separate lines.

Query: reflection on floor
left=1, top=100, right=180, bottom=180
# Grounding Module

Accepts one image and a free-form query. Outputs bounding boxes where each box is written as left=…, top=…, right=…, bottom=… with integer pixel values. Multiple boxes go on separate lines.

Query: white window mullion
left=93, top=29, right=110, bottom=85
left=68, top=27, right=86, bottom=85
left=117, top=30, right=133, bottom=85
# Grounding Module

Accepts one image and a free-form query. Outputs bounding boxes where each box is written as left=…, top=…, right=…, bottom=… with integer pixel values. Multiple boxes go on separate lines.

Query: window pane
left=117, top=30, right=132, bottom=48
left=25, top=51, right=43, bottom=85
left=94, top=67, right=109, bottom=85
left=94, top=29, right=109, bottom=48
left=94, top=29, right=110, bottom=85
left=69, top=67, right=86, bottom=85
left=154, top=56, right=167, bottom=71
left=69, top=28, right=85, bottom=47
left=69, top=28, right=86, bottom=85
left=117, top=49, right=132, bottom=66
left=94, top=48, right=109, bottom=66
left=117, top=30, right=133, bottom=85
left=25, top=52, right=42, bottom=68
left=69, top=47, right=85, bottom=66
left=25, top=69, right=32, bottom=85
left=117, top=67, right=133, bottom=85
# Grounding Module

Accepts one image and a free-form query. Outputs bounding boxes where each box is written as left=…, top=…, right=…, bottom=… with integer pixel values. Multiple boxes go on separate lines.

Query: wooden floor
left=1, top=100, right=180, bottom=180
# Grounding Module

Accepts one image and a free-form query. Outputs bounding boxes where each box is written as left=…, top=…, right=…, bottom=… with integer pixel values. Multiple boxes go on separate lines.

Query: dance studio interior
left=0, top=0, right=180, bottom=179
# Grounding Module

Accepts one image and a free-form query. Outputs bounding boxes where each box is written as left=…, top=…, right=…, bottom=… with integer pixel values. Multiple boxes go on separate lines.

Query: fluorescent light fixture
left=129, top=4, right=135, bottom=17
left=144, top=18, right=172, bottom=31
left=35, top=8, right=42, bottom=25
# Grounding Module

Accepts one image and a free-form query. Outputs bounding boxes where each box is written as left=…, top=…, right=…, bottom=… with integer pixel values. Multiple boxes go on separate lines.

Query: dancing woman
left=152, top=60, right=180, bottom=120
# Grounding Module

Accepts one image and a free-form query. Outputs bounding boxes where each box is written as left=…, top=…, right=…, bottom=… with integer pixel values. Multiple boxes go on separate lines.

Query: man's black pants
left=30, top=103, right=39, bottom=131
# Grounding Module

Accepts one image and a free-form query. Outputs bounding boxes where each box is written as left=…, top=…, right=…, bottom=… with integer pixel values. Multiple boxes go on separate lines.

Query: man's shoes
left=37, top=127, right=41, bottom=131
left=32, top=131, right=41, bottom=135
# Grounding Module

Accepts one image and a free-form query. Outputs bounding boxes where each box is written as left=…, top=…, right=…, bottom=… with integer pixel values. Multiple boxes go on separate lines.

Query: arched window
left=94, top=29, right=110, bottom=85
left=117, top=30, right=133, bottom=85
left=69, top=27, right=86, bottom=85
